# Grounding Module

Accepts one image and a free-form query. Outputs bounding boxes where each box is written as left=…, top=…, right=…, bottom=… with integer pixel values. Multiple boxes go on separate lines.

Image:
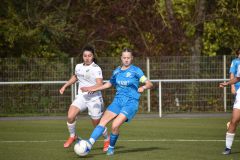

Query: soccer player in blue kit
left=81, top=48, right=153, bottom=155
left=226, top=49, right=240, bottom=129
left=229, top=49, right=240, bottom=96
left=220, top=48, right=240, bottom=155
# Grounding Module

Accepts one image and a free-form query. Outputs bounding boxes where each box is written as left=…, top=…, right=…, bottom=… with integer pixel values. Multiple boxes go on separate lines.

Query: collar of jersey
left=120, top=65, right=132, bottom=72
left=83, top=62, right=95, bottom=66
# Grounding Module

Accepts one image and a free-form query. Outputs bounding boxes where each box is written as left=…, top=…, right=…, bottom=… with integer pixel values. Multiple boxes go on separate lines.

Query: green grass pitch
left=0, top=116, right=239, bottom=160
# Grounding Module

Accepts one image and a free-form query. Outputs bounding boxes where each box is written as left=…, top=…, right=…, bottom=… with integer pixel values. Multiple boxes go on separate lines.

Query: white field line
left=0, top=139, right=239, bottom=143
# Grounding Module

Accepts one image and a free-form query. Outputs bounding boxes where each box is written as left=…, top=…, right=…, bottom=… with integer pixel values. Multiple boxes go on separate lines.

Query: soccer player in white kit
left=219, top=63, right=240, bottom=155
left=59, top=46, right=109, bottom=151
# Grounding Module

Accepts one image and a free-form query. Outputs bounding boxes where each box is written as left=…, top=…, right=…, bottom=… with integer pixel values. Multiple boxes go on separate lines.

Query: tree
left=0, top=0, right=68, bottom=58
left=1, top=0, right=240, bottom=57
left=203, top=0, right=240, bottom=56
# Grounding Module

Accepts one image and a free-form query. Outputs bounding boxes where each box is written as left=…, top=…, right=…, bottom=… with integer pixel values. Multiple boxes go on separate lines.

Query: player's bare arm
left=138, top=80, right=153, bottom=93
left=59, top=75, right=77, bottom=94
left=219, top=77, right=240, bottom=88
left=230, top=73, right=236, bottom=94
left=81, top=82, right=112, bottom=92
left=90, top=78, right=103, bottom=88
left=86, top=78, right=103, bottom=94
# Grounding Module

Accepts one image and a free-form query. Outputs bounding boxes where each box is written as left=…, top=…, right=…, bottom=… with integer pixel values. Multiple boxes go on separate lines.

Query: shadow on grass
left=90, top=146, right=167, bottom=157
left=115, top=146, right=166, bottom=155
left=230, top=151, right=240, bottom=155
left=71, top=146, right=168, bottom=158
left=92, top=145, right=125, bottom=151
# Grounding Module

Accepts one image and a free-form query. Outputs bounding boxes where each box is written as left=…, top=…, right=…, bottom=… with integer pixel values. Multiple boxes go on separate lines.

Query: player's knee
left=111, top=124, right=120, bottom=133
left=67, top=116, right=75, bottom=123
left=99, top=116, right=111, bottom=126
left=231, top=119, right=238, bottom=126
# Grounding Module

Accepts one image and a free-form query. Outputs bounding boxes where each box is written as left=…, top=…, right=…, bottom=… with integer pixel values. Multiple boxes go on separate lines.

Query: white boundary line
left=0, top=139, right=239, bottom=143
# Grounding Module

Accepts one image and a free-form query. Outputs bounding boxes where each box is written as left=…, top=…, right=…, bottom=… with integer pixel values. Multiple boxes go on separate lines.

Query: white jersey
left=75, top=62, right=103, bottom=99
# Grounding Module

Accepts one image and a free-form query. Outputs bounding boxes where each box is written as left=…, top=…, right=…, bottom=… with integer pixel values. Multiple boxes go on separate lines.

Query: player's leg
left=107, top=97, right=139, bottom=156
left=87, top=97, right=110, bottom=151
left=107, top=113, right=127, bottom=156
left=85, top=98, right=120, bottom=153
left=90, top=117, right=110, bottom=151
left=223, top=108, right=240, bottom=155
left=91, top=118, right=109, bottom=141
left=90, top=118, right=109, bottom=140
left=88, top=98, right=120, bottom=146
left=64, top=105, right=80, bottom=148
left=64, top=96, right=86, bottom=148
left=88, top=110, right=117, bottom=146
left=227, top=94, right=237, bottom=129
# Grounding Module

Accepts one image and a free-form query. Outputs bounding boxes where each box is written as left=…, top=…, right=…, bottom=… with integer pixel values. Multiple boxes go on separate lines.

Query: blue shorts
left=107, top=95, right=139, bottom=122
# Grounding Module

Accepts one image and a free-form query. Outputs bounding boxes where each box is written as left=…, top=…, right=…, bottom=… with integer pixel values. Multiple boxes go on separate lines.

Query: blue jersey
left=109, top=65, right=146, bottom=99
left=229, top=58, right=240, bottom=91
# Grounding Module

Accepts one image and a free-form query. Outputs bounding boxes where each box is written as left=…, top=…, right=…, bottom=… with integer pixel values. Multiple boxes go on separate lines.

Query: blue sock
left=109, top=133, right=119, bottom=148
left=89, top=125, right=105, bottom=144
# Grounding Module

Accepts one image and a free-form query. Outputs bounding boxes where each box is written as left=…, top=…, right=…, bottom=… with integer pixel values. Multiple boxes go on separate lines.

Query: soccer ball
left=74, top=140, right=91, bottom=156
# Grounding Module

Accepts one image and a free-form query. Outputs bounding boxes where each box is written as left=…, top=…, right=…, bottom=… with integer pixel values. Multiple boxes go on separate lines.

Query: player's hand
left=138, top=87, right=145, bottom=93
left=219, top=82, right=228, bottom=88
left=59, top=87, right=65, bottom=94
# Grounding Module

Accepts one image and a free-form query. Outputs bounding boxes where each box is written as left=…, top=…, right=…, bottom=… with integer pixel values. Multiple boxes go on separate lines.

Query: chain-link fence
left=0, top=56, right=236, bottom=115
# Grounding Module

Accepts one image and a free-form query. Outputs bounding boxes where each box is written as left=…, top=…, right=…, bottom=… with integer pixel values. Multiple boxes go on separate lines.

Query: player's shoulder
left=113, top=66, right=121, bottom=75
left=91, top=63, right=102, bottom=73
left=91, top=62, right=101, bottom=68
left=130, top=65, right=143, bottom=72
left=232, top=58, right=240, bottom=63
left=75, top=63, right=84, bottom=68
left=131, top=65, right=141, bottom=70
left=235, top=58, right=240, bottom=63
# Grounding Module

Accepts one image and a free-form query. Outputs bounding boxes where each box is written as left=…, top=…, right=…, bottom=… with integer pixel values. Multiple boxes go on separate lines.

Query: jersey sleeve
left=93, top=67, right=103, bottom=79
left=74, top=65, right=78, bottom=75
left=109, top=69, right=118, bottom=86
left=236, top=65, right=240, bottom=77
left=229, top=60, right=236, bottom=74
left=74, top=64, right=80, bottom=80
left=136, top=67, right=147, bottom=83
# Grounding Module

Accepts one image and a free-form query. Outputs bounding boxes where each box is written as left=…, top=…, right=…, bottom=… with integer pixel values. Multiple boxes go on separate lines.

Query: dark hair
left=83, top=46, right=95, bottom=54
left=122, top=48, right=136, bottom=57
left=122, top=48, right=133, bottom=53
left=82, top=45, right=97, bottom=63
left=236, top=48, right=240, bottom=55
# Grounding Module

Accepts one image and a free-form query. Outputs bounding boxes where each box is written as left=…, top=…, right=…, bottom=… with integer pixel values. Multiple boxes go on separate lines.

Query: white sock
left=67, top=121, right=76, bottom=137
left=102, top=127, right=109, bottom=140
left=89, top=138, right=95, bottom=145
left=226, top=132, right=235, bottom=149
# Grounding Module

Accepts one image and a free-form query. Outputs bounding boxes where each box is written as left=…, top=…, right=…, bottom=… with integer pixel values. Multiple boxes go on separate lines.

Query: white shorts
left=71, top=95, right=104, bottom=119
left=233, top=89, right=240, bottom=110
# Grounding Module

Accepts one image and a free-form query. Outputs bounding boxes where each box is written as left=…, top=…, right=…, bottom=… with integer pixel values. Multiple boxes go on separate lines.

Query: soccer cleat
left=64, top=135, right=77, bottom=148
left=103, top=137, right=110, bottom=152
left=222, top=148, right=231, bottom=155
left=106, top=146, right=115, bottom=156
